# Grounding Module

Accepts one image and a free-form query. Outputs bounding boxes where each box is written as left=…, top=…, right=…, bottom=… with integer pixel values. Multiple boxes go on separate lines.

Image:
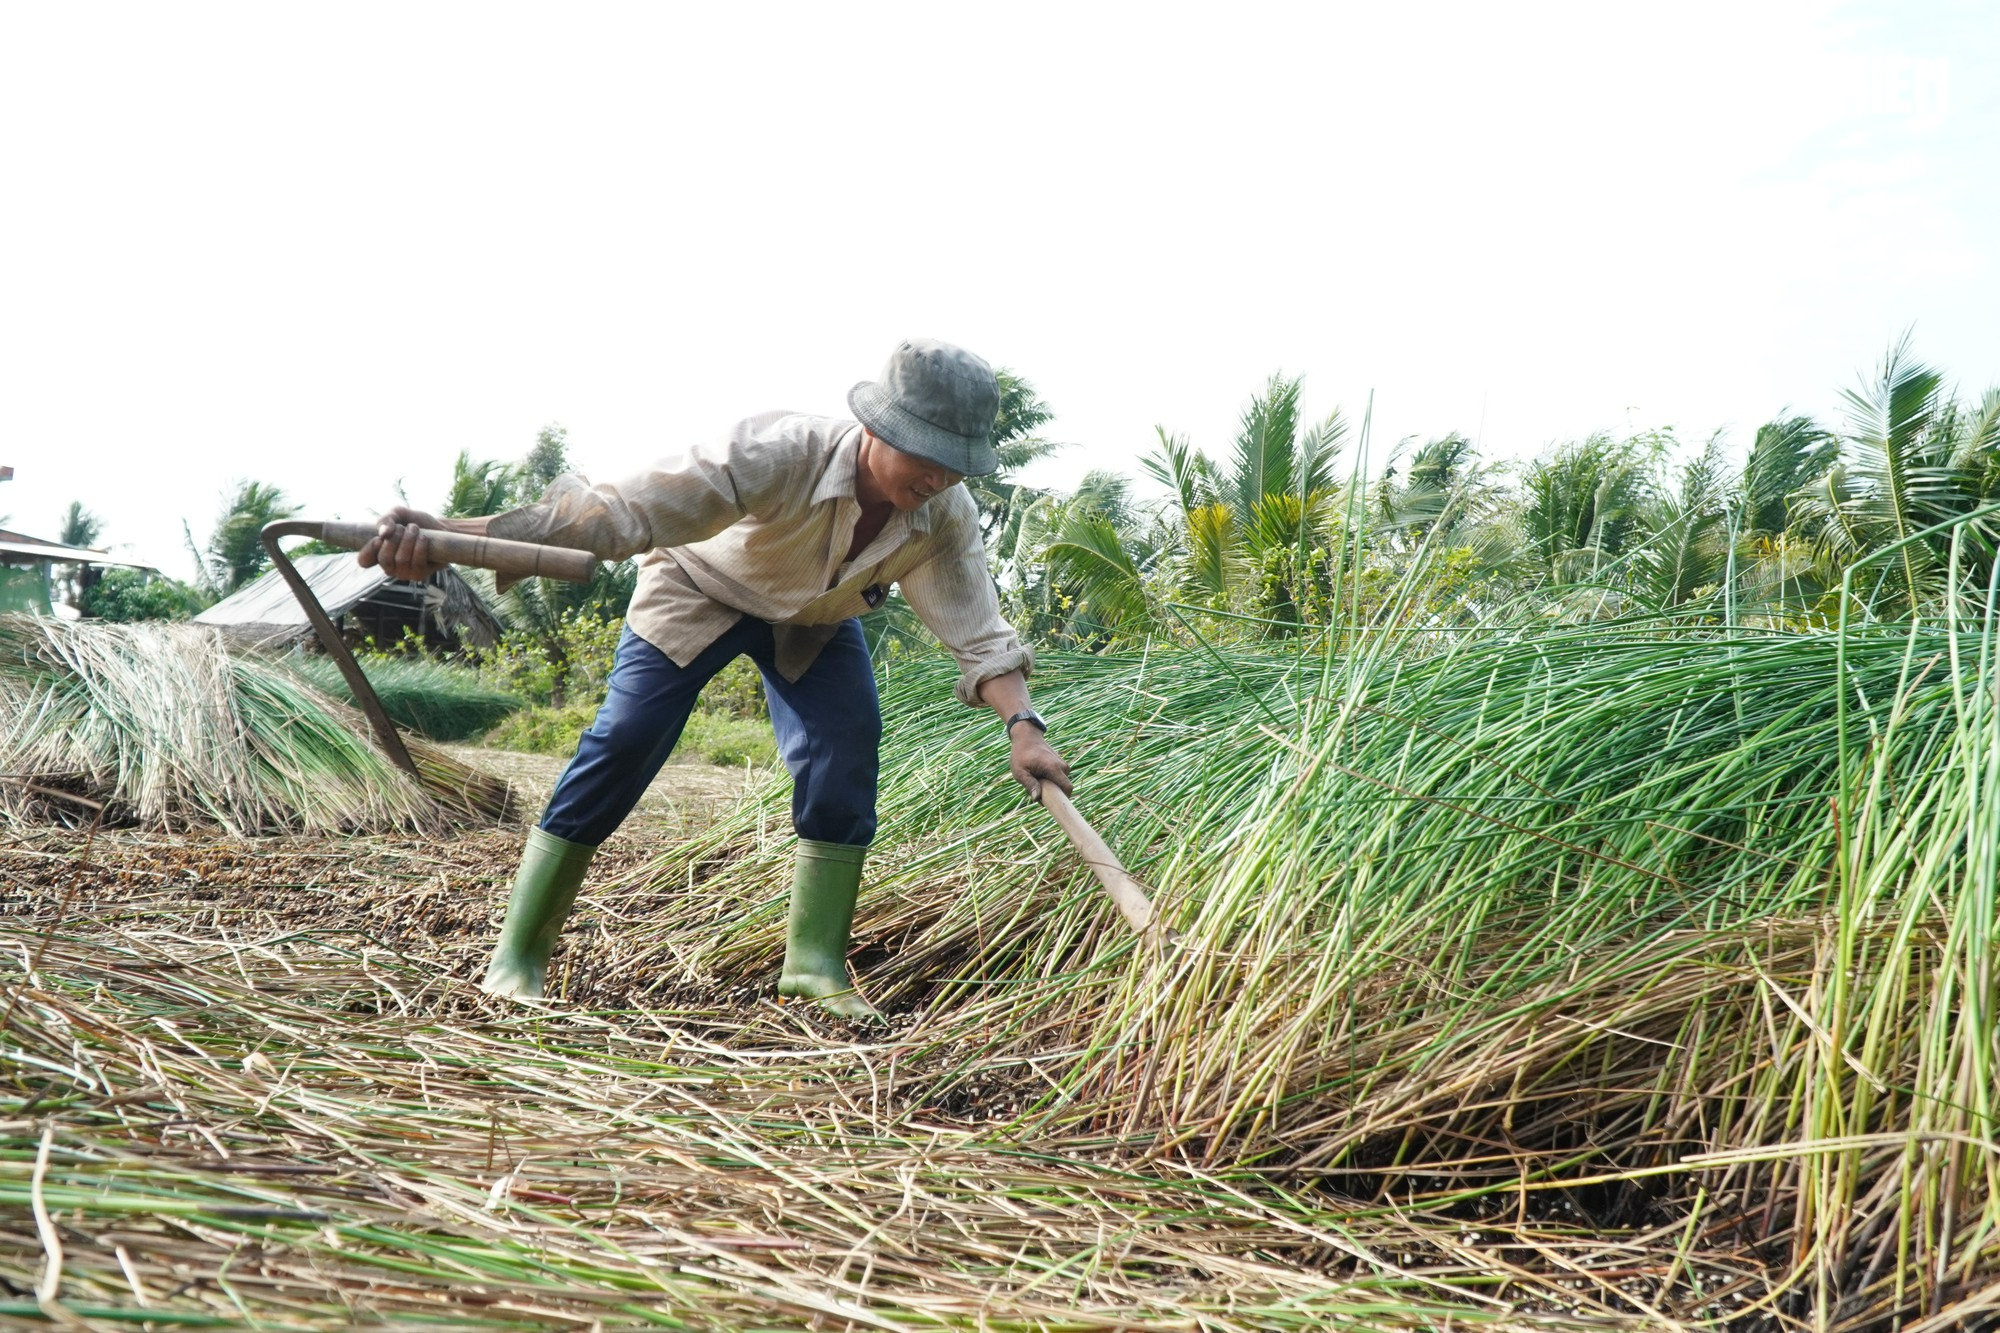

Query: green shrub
left=677, top=710, right=778, bottom=766
left=469, top=612, right=623, bottom=707
left=701, top=656, right=769, bottom=720
left=480, top=702, right=601, bottom=757
left=470, top=617, right=770, bottom=719
left=481, top=701, right=776, bottom=767
left=471, top=615, right=776, bottom=763
left=80, top=569, right=208, bottom=622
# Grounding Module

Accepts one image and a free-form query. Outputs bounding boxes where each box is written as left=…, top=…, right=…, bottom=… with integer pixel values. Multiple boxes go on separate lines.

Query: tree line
left=978, top=334, right=2000, bottom=650
left=67, top=339, right=2000, bottom=650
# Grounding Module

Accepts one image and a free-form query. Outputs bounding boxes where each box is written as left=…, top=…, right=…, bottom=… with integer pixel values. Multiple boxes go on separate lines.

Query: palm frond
left=1811, top=335, right=1961, bottom=611
left=1140, top=428, right=1213, bottom=518
left=1043, top=515, right=1153, bottom=636
left=205, top=481, right=302, bottom=596
left=1740, top=415, right=1838, bottom=535
left=1837, top=333, right=1950, bottom=543
left=1406, top=433, right=1476, bottom=492
left=992, top=369, right=1056, bottom=450
left=1230, top=374, right=1303, bottom=520
left=991, top=438, right=1063, bottom=474
left=1245, top=492, right=1316, bottom=554
left=1732, top=532, right=1840, bottom=618
left=1068, top=470, right=1135, bottom=528
left=1521, top=433, right=1654, bottom=576
left=1375, top=434, right=1482, bottom=543
left=1294, top=410, right=1347, bottom=500
left=56, top=501, right=102, bottom=549
left=1184, top=502, right=1242, bottom=602
left=1630, top=438, right=1732, bottom=610
left=442, top=450, right=518, bottom=519
left=1948, top=387, right=2000, bottom=477
left=1787, top=463, right=1871, bottom=564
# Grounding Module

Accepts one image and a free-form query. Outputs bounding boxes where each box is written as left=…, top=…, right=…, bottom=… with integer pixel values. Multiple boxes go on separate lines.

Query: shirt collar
left=815, top=422, right=940, bottom=535
left=812, top=424, right=862, bottom=506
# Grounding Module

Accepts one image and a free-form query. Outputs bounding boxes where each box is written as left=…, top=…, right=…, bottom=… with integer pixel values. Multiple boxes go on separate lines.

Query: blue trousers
left=539, top=618, right=882, bottom=848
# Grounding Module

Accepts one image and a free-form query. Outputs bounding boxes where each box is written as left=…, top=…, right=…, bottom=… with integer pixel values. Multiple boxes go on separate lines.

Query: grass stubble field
left=6, top=605, right=2000, bottom=1331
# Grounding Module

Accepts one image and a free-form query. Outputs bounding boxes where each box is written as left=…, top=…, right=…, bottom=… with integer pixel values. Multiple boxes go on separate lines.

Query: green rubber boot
left=480, top=827, right=596, bottom=1000
left=777, top=839, right=883, bottom=1023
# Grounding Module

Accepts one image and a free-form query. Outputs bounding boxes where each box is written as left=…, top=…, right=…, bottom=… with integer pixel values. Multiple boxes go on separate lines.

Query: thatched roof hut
left=194, top=555, right=503, bottom=653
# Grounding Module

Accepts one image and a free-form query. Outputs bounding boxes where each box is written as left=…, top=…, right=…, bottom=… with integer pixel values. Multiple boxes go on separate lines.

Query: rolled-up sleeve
left=898, top=494, right=1035, bottom=706
left=487, top=421, right=797, bottom=560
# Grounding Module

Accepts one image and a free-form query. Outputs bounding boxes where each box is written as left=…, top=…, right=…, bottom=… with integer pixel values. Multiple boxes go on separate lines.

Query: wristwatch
left=1005, top=709, right=1046, bottom=737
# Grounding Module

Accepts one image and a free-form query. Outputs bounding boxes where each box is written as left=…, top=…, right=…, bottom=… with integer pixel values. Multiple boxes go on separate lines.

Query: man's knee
left=577, top=698, right=668, bottom=765
left=796, top=799, right=877, bottom=847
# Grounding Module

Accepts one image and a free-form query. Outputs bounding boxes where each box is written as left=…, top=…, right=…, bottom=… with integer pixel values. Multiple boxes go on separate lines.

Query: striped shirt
left=487, top=411, right=1033, bottom=706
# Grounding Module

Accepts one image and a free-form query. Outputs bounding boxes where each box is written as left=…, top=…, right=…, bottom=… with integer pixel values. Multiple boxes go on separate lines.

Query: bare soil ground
left=1, top=751, right=765, bottom=997
left=437, top=746, right=763, bottom=842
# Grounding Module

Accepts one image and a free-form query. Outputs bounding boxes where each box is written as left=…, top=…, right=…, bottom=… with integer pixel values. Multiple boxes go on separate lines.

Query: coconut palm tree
left=442, top=451, right=517, bottom=519
left=1788, top=335, right=2000, bottom=615
left=1034, top=472, right=1164, bottom=646
left=1628, top=437, right=1733, bottom=611
left=470, top=423, right=638, bottom=642
left=967, top=370, right=1067, bottom=590
left=1375, top=433, right=1474, bottom=535
left=192, top=481, right=300, bottom=596
left=1371, top=432, right=1527, bottom=572
left=51, top=501, right=104, bottom=607
left=1720, top=414, right=1843, bottom=618
left=1739, top=415, right=1839, bottom=538
left=1099, top=373, right=1349, bottom=635
left=57, top=501, right=101, bottom=550
left=1518, top=432, right=1660, bottom=585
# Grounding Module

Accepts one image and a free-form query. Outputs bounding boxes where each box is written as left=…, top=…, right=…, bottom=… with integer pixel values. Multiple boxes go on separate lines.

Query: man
left=362, top=338, right=1071, bottom=1021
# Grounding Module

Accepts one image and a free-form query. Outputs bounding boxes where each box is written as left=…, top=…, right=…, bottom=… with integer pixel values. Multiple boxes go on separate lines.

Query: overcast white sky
left=2, top=1, right=1993, bottom=580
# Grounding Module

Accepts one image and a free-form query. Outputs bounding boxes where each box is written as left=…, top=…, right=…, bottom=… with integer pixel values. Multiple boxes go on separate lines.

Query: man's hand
left=1011, top=729, right=1072, bottom=802
left=358, top=507, right=488, bottom=582
left=977, top=669, right=1072, bottom=801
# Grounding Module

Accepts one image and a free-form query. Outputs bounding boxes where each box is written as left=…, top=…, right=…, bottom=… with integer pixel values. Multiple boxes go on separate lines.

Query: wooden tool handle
left=317, top=521, right=599, bottom=583
left=1040, top=785, right=1158, bottom=937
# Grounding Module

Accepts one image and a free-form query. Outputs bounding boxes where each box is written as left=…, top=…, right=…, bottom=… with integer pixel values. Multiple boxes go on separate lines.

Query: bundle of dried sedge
left=0, top=616, right=512, bottom=834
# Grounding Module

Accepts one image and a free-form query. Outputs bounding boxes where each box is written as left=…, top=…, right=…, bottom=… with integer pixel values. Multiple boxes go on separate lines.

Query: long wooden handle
left=316, top=521, right=599, bottom=583
left=1040, top=786, right=1159, bottom=937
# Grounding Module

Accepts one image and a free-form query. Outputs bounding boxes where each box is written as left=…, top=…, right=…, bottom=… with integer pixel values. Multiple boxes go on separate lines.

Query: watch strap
left=1005, top=710, right=1046, bottom=737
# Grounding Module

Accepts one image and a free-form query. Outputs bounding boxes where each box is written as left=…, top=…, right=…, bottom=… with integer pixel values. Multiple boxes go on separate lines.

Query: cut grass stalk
left=604, top=608, right=2000, bottom=1326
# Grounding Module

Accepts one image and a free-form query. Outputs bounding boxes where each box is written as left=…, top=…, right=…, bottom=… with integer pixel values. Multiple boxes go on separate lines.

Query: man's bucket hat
left=848, top=338, right=1000, bottom=477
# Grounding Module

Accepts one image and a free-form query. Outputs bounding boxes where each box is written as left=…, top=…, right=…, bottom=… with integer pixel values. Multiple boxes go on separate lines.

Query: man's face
left=864, top=431, right=965, bottom=511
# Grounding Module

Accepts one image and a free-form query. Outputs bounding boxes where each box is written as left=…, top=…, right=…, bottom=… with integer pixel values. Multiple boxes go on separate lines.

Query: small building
left=194, top=554, right=504, bottom=653
left=0, top=528, right=158, bottom=616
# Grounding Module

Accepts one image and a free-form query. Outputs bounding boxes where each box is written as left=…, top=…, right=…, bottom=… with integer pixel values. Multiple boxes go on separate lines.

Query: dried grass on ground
left=10, top=609, right=2000, bottom=1329
left=3, top=814, right=1759, bottom=1330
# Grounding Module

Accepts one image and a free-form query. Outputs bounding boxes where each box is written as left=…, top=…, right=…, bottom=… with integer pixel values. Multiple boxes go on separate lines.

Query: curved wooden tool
left=1039, top=785, right=1165, bottom=941
left=258, top=519, right=599, bottom=781
left=307, top=520, right=598, bottom=583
